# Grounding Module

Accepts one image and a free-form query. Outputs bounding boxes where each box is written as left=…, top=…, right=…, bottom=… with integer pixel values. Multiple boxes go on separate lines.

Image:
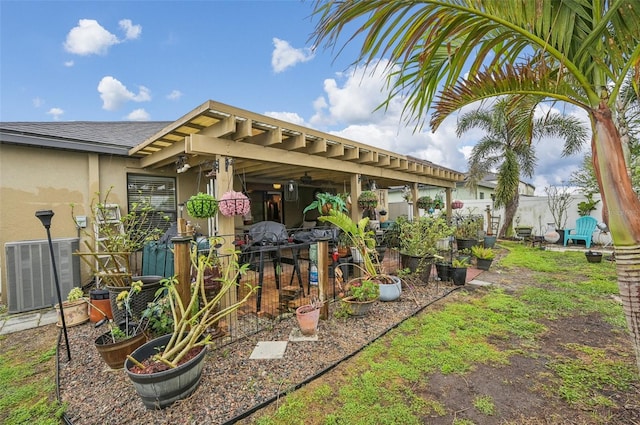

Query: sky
left=0, top=0, right=590, bottom=194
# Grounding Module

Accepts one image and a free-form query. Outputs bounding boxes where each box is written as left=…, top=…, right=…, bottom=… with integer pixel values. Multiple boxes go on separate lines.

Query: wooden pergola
left=130, top=99, right=464, bottom=223
left=129, top=100, right=465, bottom=325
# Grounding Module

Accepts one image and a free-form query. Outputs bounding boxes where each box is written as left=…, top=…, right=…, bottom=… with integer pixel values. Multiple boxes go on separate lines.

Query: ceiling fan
left=299, top=172, right=313, bottom=185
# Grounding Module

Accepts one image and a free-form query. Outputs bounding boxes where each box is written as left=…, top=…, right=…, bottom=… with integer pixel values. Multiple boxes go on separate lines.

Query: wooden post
left=411, top=183, right=420, bottom=220
left=171, top=235, right=192, bottom=322
left=317, top=239, right=329, bottom=320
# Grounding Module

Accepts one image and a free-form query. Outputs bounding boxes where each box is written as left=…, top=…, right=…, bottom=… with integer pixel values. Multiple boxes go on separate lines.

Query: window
left=127, top=174, right=176, bottom=233
left=479, top=192, right=485, bottom=199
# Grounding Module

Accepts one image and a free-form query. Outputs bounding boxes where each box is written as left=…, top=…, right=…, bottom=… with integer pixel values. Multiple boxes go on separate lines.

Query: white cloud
left=64, top=60, right=74, bottom=67
left=64, top=19, right=120, bottom=55
left=33, top=97, right=44, bottom=108
left=46, top=108, right=64, bottom=120
left=265, top=111, right=306, bottom=126
left=126, top=108, right=150, bottom=121
left=271, top=38, right=315, bottom=73
left=64, top=18, right=141, bottom=56
left=97, top=76, right=151, bottom=111
left=166, top=90, right=183, bottom=100
left=119, top=19, right=142, bottom=40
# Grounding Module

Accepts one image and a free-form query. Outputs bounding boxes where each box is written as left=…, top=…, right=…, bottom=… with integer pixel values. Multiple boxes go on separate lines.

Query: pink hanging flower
left=219, top=191, right=251, bottom=216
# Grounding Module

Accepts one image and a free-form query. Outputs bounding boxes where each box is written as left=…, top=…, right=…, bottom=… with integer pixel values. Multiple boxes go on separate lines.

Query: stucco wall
left=0, top=144, right=176, bottom=304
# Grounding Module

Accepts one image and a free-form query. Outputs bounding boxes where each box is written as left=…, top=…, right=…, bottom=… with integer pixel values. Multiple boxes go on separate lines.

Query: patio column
left=445, top=187, right=453, bottom=220
left=411, top=183, right=420, bottom=219
left=215, top=154, right=238, bottom=331
left=350, top=174, right=361, bottom=223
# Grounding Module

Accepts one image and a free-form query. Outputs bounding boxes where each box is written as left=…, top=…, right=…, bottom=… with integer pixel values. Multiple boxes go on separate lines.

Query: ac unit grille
left=5, top=238, right=80, bottom=313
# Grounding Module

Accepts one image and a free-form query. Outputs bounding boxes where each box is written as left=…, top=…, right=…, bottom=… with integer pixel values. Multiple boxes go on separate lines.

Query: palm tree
left=458, top=97, right=587, bottom=238
left=311, top=1, right=640, bottom=372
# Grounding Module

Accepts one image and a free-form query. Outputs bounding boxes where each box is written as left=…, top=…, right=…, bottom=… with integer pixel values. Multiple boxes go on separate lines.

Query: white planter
left=378, top=276, right=402, bottom=302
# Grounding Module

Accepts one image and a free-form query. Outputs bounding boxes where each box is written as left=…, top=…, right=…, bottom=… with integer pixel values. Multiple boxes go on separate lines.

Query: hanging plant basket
left=416, top=196, right=434, bottom=210
left=357, top=191, right=378, bottom=209
left=186, top=193, right=218, bottom=218
left=451, top=200, right=464, bottom=210
left=219, top=191, right=251, bottom=216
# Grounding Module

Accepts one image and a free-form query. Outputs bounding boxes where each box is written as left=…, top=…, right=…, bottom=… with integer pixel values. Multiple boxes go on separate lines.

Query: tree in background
left=311, top=0, right=640, bottom=372
left=458, top=97, right=587, bottom=238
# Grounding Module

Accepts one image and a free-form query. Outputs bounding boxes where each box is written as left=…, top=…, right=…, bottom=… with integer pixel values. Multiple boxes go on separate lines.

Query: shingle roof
left=0, top=121, right=170, bottom=154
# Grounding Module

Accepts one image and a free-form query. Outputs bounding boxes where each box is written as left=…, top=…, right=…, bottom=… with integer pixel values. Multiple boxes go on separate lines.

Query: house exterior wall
left=0, top=143, right=177, bottom=304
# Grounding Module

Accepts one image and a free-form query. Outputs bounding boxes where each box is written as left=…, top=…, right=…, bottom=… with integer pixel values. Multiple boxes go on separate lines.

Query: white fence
left=389, top=193, right=611, bottom=244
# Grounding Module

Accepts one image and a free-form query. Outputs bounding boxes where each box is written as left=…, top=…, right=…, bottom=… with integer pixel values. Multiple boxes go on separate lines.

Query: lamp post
left=35, top=210, right=71, bottom=361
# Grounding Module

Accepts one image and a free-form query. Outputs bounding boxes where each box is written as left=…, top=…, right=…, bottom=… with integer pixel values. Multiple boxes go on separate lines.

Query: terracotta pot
left=89, top=289, right=113, bottom=323
left=55, top=298, right=89, bottom=328
left=296, top=305, right=320, bottom=336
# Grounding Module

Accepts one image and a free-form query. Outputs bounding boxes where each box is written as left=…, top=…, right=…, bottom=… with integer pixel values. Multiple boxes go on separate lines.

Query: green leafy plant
left=397, top=215, right=455, bottom=257
left=357, top=191, right=378, bottom=209
left=127, top=237, right=258, bottom=370
left=303, top=192, right=348, bottom=215
left=186, top=192, right=218, bottom=218
left=66, top=287, right=84, bottom=302
left=577, top=193, right=600, bottom=216
left=452, top=258, right=470, bottom=268
left=140, top=289, right=174, bottom=338
left=471, top=245, right=496, bottom=260
left=349, top=279, right=379, bottom=302
left=416, top=195, right=433, bottom=210
left=455, top=216, right=483, bottom=239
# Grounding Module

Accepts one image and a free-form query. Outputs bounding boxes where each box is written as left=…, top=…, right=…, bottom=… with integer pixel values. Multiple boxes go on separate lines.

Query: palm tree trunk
left=499, top=193, right=519, bottom=238
left=593, top=102, right=640, bottom=373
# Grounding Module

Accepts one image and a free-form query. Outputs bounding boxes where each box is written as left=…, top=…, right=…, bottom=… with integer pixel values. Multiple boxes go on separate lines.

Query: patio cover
left=128, top=100, right=464, bottom=190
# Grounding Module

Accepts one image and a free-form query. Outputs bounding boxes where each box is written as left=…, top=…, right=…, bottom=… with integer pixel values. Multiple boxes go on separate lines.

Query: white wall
left=389, top=193, right=607, bottom=236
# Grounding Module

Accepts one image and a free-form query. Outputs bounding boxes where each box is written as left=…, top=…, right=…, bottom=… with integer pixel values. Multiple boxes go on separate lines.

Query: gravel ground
left=58, top=279, right=463, bottom=425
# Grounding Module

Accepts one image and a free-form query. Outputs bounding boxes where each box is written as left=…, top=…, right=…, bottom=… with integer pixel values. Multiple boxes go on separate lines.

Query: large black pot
left=435, top=262, right=451, bottom=281
left=451, top=267, right=467, bottom=285
left=456, top=238, right=479, bottom=251
left=125, top=333, right=207, bottom=409
left=107, top=276, right=163, bottom=323
left=400, top=253, right=434, bottom=280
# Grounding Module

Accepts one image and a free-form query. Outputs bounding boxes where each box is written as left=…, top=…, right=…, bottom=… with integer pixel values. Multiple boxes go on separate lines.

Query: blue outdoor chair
left=563, top=216, right=598, bottom=248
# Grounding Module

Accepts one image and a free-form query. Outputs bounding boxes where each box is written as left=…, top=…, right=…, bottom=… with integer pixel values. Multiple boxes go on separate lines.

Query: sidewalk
left=0, top=308, right=58, bottom=335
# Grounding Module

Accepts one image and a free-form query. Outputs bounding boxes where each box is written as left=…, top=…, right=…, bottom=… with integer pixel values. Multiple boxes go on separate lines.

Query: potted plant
left=295, top=296, right=323, bottom=336
left=397, top=215, right=454, bottom=277
left=303, top=192, right=348, bottom=216
left=471, top=245, right=496, bottom=271
left=339, top=278, right=380, bottom=316
left=577, top=193, right=600, bottom=216
left=218, top=190, right=251, bottom=217
left=455, top=216, right=482, bottom=250
left=319, top=210, right=401, bottom=302
left=124, top=237, right=258, bottom=409
left=94, top=281, right=148, bottom=369
left=357, top=190, right=378, bottom=209
left=450, top=258, right=469, bottom=285
left=585, top=250, right=603, bottom=263
left=55, top=287, right=89, bottom=328
left=186, top=192, right=218, bottom=219
left=416, top=195, right=434, bottom=210
left=72, top=189, right=169, bottom=323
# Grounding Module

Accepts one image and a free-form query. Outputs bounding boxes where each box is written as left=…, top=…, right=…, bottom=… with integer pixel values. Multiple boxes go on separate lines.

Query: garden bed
left=58, top=280, right=460, bottom=424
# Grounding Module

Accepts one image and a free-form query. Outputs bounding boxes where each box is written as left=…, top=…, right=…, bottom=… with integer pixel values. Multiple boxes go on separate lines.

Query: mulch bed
left=58, top=278, right=466, bottom=424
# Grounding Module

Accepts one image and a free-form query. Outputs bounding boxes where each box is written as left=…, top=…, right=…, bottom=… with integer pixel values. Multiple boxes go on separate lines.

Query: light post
left=35, top=210, right=71, bottom=361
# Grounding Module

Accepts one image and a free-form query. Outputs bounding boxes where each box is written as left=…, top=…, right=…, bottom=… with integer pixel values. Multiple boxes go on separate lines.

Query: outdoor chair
left=563, top=216, right=598, bottom=248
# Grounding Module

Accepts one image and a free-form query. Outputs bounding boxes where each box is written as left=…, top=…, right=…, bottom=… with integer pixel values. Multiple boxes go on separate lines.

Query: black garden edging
left=56, top=285, right=462, bottom=424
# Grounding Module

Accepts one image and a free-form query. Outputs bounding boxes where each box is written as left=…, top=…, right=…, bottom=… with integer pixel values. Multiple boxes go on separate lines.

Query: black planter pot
left=125, top=334, right=207, bottom=409
left=556, top=229, right=566, bottom=245
left=456, top=238, right=479, bottom=251
left=400, top=253, right=434, bottom=279
left=107, top=276, right=163, bottom=323
left=585, top=251, right=603, bottom=263
left=476, top=258, right=493, bottom=271
left=451, top=267, right=467, bottom=285
left=435, top=262, right=451, bottom=281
